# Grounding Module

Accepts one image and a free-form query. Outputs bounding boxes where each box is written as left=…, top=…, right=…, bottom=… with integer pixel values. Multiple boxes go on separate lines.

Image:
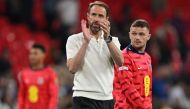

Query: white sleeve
left=66, top=36, right=78, bottom=60
left=112, top=37, right=121, bottom=49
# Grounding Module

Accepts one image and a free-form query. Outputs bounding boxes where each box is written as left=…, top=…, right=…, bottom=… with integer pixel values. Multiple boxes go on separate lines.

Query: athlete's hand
left=99, top=19, right=110, bottom=38
left=81, top=19, right=92, bottom=43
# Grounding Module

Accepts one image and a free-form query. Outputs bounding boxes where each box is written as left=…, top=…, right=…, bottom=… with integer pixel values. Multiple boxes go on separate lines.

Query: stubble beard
left=89, top=21, right=101, bottom=35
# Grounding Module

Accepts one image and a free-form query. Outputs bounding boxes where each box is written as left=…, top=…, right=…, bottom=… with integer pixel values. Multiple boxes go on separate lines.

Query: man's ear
left=129, top=32, right=132, bottom=40
left=147, top=34, right=151, bottom=40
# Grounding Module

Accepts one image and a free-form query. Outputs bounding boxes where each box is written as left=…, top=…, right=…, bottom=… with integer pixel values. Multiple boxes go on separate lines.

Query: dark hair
left=32, top=43, right=46, bottom=53
left=131, top=19, right=150, bottom=30
left=88, top=1, right=110, bottom=17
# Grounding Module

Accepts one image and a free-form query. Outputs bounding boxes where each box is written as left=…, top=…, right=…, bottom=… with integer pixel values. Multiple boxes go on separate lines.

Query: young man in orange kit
left=18, top=43, right=59, bottom=109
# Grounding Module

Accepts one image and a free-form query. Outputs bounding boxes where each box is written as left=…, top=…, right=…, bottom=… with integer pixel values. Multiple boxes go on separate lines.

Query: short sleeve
left=112, top=37, right=121, bottom=49
left=66, top=36, right=78, bottom=60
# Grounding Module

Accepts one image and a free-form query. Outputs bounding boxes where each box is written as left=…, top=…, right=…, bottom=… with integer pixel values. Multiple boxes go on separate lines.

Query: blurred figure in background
left=155, top=20, right=179, bottom=64
left=17, top=44, right=59, bottom=109
left=57, top=0, right=79, bottom=34
left=152, top=65, right=171, bottom=109
left=56, top=0, right=79, bottom=54
left=168, top=78, right=190, bottom=109
left=0, top=58, right=16, bottom=109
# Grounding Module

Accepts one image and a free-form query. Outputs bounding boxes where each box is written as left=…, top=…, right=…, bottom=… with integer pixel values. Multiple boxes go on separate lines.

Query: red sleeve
left=48, top=69, right=59, bottom=109
left=117, top=56, right=151, bottom=109
left=18, top=72, right=25, bottom=109
left=113, top=65, right=122, bottom=100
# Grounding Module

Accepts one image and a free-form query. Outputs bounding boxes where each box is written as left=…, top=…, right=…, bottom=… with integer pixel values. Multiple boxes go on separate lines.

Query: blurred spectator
left=54, top=63, right=73, bottom=109
left=153, top=65, right=171, bottom=109
left=44, top=0, right=57, bottom=32
left=0, top=58, right=16, bottom=109
left=6, top=0, right=33, bottom=23
left=170, top=49, right=183, bottom=76
left=57, top=0, right=79, bottom=34
left=184, top=29, right=190, bottom=49
left=168, top=79, right=190, bottom=109
left=171, top=10, right=188, bottom=57
left=155, top=20, right=179, bottom=63
left=183, top=50, right=190, bottom=84
left=0, top=58, right=10, bottom=76
left=147, top=38, right=161, bottom=67
left=151, top=0, right=167, bottom=16
left=56, top=0, right=79, bottom=55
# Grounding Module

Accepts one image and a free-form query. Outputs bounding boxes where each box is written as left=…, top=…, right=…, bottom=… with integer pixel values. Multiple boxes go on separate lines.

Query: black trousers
left=73, top=97, right=114, bottom=109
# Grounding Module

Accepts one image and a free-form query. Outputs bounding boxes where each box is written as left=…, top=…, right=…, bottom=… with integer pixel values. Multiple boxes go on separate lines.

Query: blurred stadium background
left=0, top=0, right=190, bottom=109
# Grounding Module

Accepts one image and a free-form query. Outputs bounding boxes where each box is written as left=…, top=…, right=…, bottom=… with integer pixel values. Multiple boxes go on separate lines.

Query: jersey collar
left=29, top=65, right=48, bottom=71
left=126, top=44, right=145, bottom=55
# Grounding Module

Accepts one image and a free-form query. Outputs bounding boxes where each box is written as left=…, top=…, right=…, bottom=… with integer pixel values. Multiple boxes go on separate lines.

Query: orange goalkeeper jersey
left=18, top=66, right=59, bottom=109
left=113, top=45, right=152, bottom=109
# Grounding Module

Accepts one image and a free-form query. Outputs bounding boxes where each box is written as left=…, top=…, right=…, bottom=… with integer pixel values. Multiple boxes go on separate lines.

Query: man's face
left=87, top=5, right=108, bottom=34
left=129, top=27, right=151, bottom=50
left=29, top=48, right=45, bottom=66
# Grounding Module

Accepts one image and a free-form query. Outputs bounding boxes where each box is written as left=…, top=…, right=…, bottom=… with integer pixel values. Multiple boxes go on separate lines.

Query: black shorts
left=73, top=97, right=114, bottom=109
